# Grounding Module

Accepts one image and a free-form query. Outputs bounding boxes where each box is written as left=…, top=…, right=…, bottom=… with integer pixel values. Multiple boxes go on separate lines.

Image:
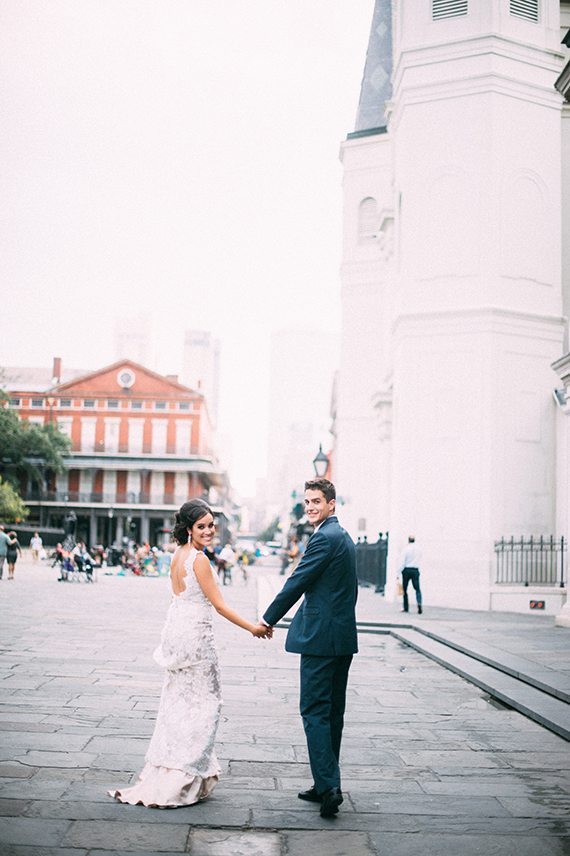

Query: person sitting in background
left=72, top=541, right=95, bottom=581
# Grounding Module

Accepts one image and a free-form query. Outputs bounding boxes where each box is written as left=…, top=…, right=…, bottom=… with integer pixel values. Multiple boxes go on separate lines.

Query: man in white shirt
left=398, top=536, right=423, bottom=614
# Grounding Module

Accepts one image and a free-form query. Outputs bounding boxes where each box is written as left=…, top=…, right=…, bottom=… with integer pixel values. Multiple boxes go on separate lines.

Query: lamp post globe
left=312, top=444, right=329, bottom=479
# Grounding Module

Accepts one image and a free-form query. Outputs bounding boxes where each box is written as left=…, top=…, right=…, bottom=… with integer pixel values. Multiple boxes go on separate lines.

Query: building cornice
left=24, top=499, right=230, bottom=518
left=392, top=305, right=566, bottom=335
left=551, top=352, right=570, bottom=387
left=392, top=33, right=564, bottom=88
left=555, top=61, right=570, bottom=102
left=63, top=453, right=223, bottom=475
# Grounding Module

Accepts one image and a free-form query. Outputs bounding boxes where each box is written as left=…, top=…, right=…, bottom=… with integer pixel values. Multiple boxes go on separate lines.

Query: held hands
left=252, top=622, right=273, bottom=639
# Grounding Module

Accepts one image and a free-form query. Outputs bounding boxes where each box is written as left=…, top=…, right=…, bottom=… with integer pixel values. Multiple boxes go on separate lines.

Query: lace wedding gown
left=108, top=546, right=222, bottom=807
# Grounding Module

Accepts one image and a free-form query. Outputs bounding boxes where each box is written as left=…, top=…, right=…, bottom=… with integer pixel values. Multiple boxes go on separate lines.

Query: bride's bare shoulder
left=171, top=544, right=189, bottom=574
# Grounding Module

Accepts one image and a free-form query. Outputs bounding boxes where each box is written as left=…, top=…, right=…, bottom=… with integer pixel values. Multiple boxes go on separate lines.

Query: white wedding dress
left=108, top=546, right=222, bottom=808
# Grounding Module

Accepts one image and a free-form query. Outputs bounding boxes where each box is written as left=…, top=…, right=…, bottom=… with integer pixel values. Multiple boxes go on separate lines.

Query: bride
left=108, top=498, right=271, bottom=808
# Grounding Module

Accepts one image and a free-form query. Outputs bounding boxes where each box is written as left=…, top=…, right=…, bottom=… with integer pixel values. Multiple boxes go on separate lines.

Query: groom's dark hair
left=305, top=478, right=336, bottom=503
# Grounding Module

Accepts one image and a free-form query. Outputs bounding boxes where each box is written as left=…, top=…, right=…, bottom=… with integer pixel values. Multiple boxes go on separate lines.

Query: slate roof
left=353, top=0, right=393, bottom=135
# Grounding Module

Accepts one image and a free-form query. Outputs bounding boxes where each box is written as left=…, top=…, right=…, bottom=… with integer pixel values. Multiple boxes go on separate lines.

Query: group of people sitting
left=52, top=541, right=96, bottom=582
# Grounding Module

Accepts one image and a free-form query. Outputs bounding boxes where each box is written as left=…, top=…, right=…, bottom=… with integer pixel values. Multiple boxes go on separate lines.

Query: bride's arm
left=193, top=552, right=271, bottom=638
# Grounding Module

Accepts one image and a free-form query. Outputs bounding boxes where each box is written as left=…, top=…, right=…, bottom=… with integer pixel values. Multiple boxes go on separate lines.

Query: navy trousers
left=299, top=653, right=353, bottom=794
left=402, top=567, right=422, bottom=612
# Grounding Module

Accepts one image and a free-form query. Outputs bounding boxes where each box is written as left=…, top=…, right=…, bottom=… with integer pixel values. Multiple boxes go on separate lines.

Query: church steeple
left=351, top=0, right=392, bottom=137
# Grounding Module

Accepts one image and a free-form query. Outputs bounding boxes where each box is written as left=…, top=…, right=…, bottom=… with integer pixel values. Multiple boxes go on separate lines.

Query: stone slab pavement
left=353, top=581, right=570, bottom=679
left=0, top=559, right=569, bottom=855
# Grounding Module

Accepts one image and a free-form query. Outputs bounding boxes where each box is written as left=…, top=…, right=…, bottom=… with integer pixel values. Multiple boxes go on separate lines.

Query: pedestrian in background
left=218, top=542, right=235, bottom=586
left=398, top=535, right=423, bottom=614
left=6, top=532, right=22, bottom=581
left=287, top=536, right=301, bottom=574
left=0, top=525, right=8, bottom=580
left=30, top=532, right=43, bottom=562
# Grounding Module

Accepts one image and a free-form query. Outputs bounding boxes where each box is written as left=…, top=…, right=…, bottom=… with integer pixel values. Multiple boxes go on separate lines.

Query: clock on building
left=117, top=368, right=136, bottom=389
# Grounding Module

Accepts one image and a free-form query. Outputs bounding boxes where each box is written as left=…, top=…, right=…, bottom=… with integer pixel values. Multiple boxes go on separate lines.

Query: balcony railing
left=494, top=536, right=566, bottom=587
left=24, top=490, right=185, bottom=507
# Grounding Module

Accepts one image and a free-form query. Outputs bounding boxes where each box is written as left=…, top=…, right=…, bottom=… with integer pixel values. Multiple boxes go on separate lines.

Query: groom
left=261, top=477, right=357, bottom=818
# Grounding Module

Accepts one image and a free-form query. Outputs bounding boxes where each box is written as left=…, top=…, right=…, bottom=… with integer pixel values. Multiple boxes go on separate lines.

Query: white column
left=104, top=418, right=120, bottom=453
left=553, top=354, right=570, bottom=627
left=126, top=471, right=139, bottom=502
left=150, top=472, right=165, bottom=504
left=175, top=420, right=191, bottom=456
left=151, top=419, right=167, bottom=454
left=128, top=419, right=144, bottom=454
left=81, top=418, right=96, bottom=452
left=175, top=472, right=188, bottom=503
left=102, top=470, right=116, bottom=503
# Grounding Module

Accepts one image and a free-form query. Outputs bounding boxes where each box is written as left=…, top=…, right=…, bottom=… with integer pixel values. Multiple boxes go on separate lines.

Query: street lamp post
left=312, top=444, right=329, bottom=478
left=107, top=507, right=114, bottom=549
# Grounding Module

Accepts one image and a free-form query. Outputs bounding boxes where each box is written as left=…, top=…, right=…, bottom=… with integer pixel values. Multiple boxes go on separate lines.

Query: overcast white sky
left=0, top=0, right=374, bottom=494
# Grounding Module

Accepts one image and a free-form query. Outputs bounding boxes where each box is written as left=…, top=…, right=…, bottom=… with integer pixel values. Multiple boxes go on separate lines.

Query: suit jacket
left=263, top=515, right=358, bottom=656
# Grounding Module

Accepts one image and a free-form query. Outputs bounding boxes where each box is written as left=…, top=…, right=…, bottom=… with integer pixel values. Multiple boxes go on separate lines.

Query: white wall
left=336, top=133, right=394, bottom=540
left=338, top=0, right=567, bottom=610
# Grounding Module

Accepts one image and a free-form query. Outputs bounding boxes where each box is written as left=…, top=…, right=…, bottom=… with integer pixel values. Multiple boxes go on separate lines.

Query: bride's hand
left=252, top=623, right=273, bottom=639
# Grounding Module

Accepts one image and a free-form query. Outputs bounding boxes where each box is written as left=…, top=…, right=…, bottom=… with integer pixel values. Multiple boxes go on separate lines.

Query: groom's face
left=305, top=488, right=335, bottom=529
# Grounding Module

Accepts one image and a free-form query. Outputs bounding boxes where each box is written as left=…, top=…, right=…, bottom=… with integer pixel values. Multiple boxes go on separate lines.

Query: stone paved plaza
left=1, top=560, right=569, bottom=855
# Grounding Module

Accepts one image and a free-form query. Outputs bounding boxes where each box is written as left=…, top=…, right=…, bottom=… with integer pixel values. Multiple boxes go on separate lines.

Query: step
left=391, top=627, right=570, bottom=742
left=412, top=625, right=570, bottom=705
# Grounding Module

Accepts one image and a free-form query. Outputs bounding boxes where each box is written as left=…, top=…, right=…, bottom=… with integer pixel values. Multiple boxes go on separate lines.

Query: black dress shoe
left=418, top=605, right=423, bottom=614
left=319, top=787, right=343, bottom=818
left=298, top=785, right=321, bottom=803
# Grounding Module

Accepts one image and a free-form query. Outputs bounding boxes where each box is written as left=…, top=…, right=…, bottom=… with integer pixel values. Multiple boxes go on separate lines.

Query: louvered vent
left=432, top=0, right=468, bottom=20
left=509, top=0, right=540, bottom=22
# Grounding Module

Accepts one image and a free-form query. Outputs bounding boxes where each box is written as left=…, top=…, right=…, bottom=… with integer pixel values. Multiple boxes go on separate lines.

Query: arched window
left=358, top=197, right=377, bottom=243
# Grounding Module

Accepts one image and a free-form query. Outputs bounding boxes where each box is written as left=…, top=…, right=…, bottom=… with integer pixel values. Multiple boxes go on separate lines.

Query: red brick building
left=7, top=358, right=229, bottom=545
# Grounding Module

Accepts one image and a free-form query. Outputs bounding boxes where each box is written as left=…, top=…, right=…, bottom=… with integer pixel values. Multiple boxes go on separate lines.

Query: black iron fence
left=356, top=533, right=388, bottom=593
left=494, top=536, right=566, bottom=587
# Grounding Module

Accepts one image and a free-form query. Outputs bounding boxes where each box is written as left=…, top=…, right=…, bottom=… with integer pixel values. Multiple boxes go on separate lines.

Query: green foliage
left=257, top=515, right=281, bottom=542
left=0, top=476, right=28, bottom=522
left=0, top=393, right=71, bottom=490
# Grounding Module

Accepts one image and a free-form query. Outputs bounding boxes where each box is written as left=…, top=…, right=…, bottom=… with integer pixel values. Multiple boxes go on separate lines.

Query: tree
left=0, top=477, right=28, bottom=522
left=0, top=395, right=71, bottom=493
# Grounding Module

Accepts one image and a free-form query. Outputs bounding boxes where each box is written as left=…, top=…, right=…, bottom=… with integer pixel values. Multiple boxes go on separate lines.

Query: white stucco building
left=335, top=0, right=570, bottom=612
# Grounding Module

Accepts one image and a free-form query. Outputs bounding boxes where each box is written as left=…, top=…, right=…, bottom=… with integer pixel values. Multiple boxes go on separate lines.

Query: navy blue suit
left=263, top=515, right=357, bottom=794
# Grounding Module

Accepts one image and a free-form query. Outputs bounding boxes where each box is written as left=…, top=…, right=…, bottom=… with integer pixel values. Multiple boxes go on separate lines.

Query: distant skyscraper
left=266, top=328, right=337, bottom=512
left=114, top=314, right=155, bottom=368
left=182, top=329, right=220, bottom=427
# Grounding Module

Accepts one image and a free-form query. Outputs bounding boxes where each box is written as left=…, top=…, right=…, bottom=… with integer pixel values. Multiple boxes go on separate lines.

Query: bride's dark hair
left=172, top=498, right=213, bottom=545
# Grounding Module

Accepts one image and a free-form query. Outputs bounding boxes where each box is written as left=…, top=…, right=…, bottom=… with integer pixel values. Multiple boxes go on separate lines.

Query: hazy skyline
left=1, top=0, right=375, bottom=494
